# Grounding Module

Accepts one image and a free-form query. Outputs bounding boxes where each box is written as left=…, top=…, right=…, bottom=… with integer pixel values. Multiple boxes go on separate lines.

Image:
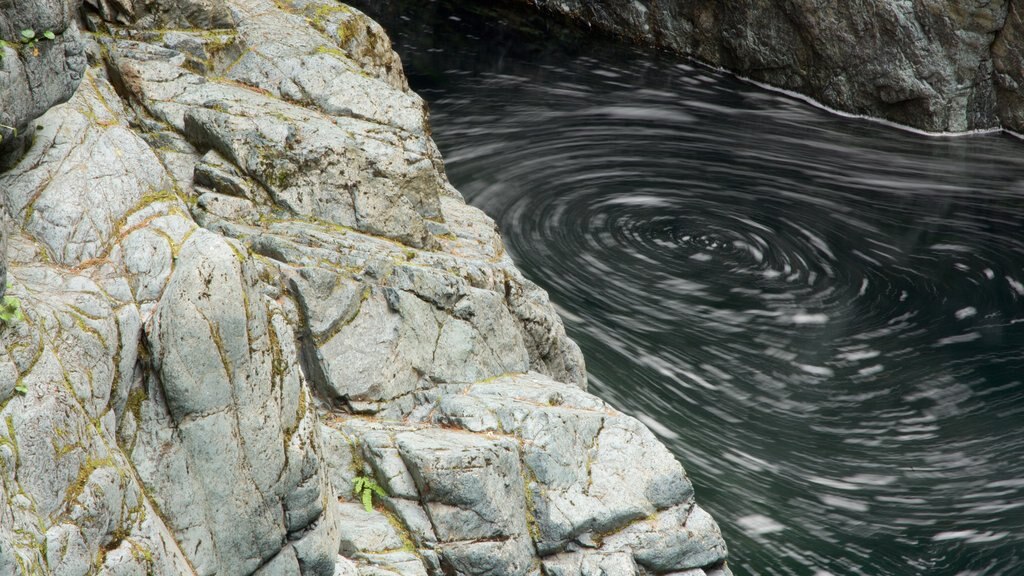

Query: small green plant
left=0, top=39, right=8, bottom=61
left=352, top=475, right=386, bottom=512
left=19, top=29, right=55, bottom=56
left=1, top=285, right=24, bottom=326
left=14, top=382, right=27, bottom=396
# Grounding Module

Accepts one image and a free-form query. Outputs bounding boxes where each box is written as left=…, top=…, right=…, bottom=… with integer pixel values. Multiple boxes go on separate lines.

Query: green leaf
left=361, top=488, right=373, bottom=512
left=353, top=475, right=387, bottom=511
left=20, top=29, right=35, bottom=40
left=14, top=383, right=27, bottom=395
left=43, top=30, right=55, bottom=40
left=0, top=296, right=23, bottom=324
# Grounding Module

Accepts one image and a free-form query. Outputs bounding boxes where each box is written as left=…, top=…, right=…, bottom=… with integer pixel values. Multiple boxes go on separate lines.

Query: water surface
left=351, top=2, right=1024, bottom=574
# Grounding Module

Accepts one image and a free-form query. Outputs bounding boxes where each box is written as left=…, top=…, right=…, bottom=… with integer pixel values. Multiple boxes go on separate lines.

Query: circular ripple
left=392, top=16, right=1024, bottom=576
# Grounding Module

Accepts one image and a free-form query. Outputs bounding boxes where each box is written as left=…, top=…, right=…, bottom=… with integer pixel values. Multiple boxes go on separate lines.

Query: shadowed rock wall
left=517, top=0, right=1024, bottom=133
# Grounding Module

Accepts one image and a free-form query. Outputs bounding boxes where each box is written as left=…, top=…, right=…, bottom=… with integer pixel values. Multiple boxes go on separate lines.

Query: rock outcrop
left=0, top=1, right=731, bottom=575
left=515, top=0, right=1024, bottom=133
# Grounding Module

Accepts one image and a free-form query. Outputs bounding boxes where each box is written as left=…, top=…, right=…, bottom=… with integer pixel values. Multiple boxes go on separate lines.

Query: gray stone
left=105, top=33, right=442, bottom=249
left=397, top=428, right=528, bottom=542
left=83, top=0, right=234, bottom=28
left=337, top=502, right=406, bottom=555
left=335, top=557, right=360, bottom=576
left=542, top=550, right=638, bottom=576
left=0, top=202, right=6, bottom=299
left=253, top=546, right=301, bottom=576
left=44, top=524, right=91, bottom=576
left=288, top=1, right=410, bottom=92
left=602, top=505, right=728, bottom=573
left=194, top=149, right=269, bottom=203
left=994, top=2, right=1024, bottom=131
left=356, top=552, right=429, bottom=576
left=435, top=373, right=694, bottom=555
left=0, top=261, right=194, bottom=576
left=437, top=537, right=536, bottom=576
left=136, top=230, right=339, bottom=576
left=320, top=423, right=360, bottom=499
left=0, top=68, right=175, bottom=267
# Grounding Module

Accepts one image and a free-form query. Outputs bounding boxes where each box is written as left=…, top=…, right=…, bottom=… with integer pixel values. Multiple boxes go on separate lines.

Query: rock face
left=516, top=0, right=1024, bottom=133
left=1, top=0, right=88, bottom=298
left=0, top=1, right=731, bottom=575
left=0, top=0, right=87, bottom=156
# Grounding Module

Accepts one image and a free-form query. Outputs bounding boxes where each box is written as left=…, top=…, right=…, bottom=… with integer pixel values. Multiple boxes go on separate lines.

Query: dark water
left=351, top=2, right=1024, bottom=574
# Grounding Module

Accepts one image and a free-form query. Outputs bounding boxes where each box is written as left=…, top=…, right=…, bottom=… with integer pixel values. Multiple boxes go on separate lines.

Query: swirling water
left=351, top=2, right=1024, bottom=574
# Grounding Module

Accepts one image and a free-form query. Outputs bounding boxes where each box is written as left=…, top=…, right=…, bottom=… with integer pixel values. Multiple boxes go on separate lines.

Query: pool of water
left=350, top=2, right=1024, bottom=574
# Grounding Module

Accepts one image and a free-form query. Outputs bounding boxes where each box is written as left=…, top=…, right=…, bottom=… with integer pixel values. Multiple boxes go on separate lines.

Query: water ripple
left=352, top=3, right=1024, bottom=574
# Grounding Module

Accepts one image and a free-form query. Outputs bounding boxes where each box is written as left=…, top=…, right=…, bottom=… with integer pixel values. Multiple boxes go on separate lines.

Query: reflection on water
left=352, top=2, right=1024, bottom=574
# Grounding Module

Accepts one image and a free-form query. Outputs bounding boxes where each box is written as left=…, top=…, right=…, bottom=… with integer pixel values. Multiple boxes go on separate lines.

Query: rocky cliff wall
left=0, top=1, right=731, bottom=575
left=515, top=0, right=1024, bottom=133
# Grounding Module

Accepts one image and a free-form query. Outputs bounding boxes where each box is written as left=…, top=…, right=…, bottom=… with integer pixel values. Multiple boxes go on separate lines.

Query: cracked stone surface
left=516, top=0, right=1024, bottom=133
left=0, top=0, right=730, bottom=575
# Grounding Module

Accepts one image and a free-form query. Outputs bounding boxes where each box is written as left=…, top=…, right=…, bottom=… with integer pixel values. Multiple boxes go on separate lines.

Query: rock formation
left=0, top=1, right=731, bottom=575
left=515, top=0, right=1024, bottom=133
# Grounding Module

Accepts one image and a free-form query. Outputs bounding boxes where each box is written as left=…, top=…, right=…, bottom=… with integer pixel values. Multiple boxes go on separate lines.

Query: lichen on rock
left=0, top=0, right=731, bottom=575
